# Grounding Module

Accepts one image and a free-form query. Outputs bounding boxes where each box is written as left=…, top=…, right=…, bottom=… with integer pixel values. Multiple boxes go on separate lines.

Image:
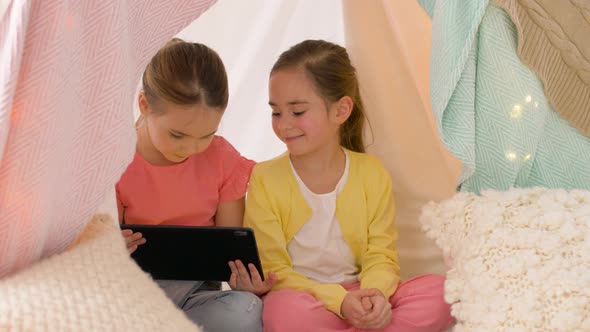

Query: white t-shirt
left=287, top=152, right=359, bottom=284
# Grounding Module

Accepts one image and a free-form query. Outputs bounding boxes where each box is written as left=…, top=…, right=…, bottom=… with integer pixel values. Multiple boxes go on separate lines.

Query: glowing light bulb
left=506, top=151, right=517, bottom=161
left=510, top=104, right=523, bottom=118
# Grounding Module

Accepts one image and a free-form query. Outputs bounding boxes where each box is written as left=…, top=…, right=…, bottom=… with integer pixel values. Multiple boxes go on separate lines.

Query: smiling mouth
left=284, top=135, right=304, bottom=142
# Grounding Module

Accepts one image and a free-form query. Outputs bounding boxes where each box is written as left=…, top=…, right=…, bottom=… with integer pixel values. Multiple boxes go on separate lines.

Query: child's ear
left=333, top=96, right=354, bottom=125
left=138, top=91, right=150, bottom=116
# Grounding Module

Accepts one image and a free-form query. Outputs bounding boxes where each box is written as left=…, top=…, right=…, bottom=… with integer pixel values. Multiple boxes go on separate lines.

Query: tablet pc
left=120, top=224, right=264, bottom=281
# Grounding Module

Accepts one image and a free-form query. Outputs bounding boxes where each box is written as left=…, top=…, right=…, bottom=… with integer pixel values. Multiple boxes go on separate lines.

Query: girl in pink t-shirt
left=116, top=39, right=270, bottom=332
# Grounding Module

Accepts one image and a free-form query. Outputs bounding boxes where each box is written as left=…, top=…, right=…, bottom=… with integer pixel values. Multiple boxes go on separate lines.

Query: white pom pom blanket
left=421, top=188, right=590, bottom=331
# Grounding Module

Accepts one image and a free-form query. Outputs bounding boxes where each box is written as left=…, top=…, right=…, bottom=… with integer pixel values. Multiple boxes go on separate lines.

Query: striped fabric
left=0, top=0, right=217, bottom=278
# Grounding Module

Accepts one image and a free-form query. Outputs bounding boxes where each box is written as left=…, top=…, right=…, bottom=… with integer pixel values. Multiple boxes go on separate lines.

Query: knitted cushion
left=0, top=214, right=201, bottom=332
left=421, top=188, right=590, bottom=331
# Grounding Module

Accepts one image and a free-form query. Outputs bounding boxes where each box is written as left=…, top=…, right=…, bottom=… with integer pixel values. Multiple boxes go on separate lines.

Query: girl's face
left=139, top=93, right=223, bottom=164
left=269, top=68, right=342, bottom=157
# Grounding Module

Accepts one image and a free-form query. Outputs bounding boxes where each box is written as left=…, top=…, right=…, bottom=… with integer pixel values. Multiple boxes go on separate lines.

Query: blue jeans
left=157, top=280, right=263, bottom=332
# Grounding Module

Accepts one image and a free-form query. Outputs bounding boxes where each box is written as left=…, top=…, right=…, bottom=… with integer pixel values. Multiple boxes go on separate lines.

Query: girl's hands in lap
left=342, top=288, right=392, bottom=330
left=357, top=291, right=392, bottom=329
left=341, top=288, right=374, bottom=326
left=228, top=260, right=277, bottom=296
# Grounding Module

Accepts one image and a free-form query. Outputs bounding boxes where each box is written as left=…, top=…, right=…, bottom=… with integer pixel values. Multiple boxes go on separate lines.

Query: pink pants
left=263, top=274, right=454, bottom=332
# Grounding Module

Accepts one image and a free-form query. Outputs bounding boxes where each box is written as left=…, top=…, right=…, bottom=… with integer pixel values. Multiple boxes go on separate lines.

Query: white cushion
left=421, top=188, right=590, bottom=331
left=0, top=214, right=201, bottom=332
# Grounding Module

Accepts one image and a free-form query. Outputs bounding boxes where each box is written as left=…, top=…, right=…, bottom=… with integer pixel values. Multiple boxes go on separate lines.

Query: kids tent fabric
left=3, top=0, right=586, bottom=286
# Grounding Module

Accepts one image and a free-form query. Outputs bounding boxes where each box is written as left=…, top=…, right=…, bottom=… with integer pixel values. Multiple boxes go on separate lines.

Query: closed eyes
left=169, top=130, right=217, bottom=139
left=169, top=131, right=184, bottom=139
left=271, top=110, right=307, bottom=117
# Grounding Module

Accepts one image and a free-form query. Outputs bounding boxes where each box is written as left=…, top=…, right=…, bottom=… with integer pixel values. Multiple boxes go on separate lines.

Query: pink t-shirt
left=116, top=136, right=255, bottom=227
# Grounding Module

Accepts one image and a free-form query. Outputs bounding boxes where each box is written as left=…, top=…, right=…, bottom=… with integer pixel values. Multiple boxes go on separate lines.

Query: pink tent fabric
left=0, top=0, right=217, bottom=278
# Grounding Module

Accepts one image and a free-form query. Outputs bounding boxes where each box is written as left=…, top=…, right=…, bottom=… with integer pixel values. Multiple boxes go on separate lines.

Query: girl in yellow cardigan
left=237, top=40, right=454, bottom=331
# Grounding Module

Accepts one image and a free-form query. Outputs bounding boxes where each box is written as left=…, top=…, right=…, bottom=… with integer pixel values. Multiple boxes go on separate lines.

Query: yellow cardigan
left=244, top=150, right=400, bottom=316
